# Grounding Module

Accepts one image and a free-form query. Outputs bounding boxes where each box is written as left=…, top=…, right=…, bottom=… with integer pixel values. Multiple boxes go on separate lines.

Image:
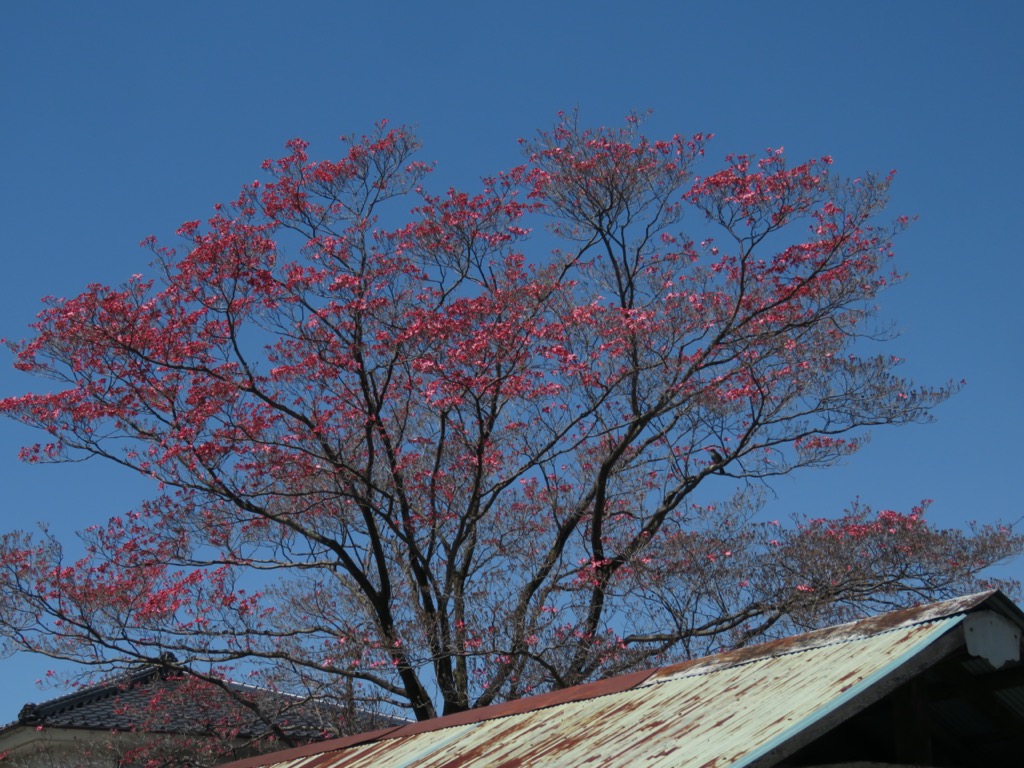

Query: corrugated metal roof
left=240, top=612, right=966, bottom=768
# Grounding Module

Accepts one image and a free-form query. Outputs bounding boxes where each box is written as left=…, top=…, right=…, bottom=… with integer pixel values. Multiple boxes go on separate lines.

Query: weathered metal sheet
left=249, top=615, right=961, bottom=768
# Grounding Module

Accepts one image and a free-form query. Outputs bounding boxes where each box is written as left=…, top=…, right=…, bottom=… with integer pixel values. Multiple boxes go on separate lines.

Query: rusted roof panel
left=649, top=590, right=997, bottom=682
left=244, top=614, right=963, bottom=768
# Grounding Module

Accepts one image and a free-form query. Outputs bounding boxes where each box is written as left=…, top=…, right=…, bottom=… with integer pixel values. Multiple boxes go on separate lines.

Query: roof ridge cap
left=646, top=590, right=1000, bottom=683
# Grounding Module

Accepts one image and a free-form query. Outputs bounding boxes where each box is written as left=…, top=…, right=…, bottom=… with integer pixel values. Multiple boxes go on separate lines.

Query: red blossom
left=0, top=114, right=1015, bottom=729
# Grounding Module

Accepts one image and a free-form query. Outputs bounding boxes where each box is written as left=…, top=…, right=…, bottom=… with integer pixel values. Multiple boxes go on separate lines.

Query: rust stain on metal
left=649, top=590, right=996, bottom=683
left=219, top=591, right=1017, bottom=768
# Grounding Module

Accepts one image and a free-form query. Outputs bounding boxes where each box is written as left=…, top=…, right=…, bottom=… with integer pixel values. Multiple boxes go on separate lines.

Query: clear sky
left=2, top=0, right=1022, bottom=719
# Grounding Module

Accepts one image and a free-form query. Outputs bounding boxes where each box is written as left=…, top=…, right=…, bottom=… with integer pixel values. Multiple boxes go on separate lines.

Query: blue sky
left=2, top=1, right=1022, bottom=717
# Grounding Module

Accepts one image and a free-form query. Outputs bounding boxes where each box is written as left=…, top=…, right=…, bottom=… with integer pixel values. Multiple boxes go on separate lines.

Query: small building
left=220, top=590, right=1024, bottom=768
left=0, top=656, right=393, bottom=766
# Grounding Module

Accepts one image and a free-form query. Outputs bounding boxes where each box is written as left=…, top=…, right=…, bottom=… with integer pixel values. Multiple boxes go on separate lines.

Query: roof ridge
left=643, top=589, right=1002, bottom=684
left=17, top=655, right=178, bottom=724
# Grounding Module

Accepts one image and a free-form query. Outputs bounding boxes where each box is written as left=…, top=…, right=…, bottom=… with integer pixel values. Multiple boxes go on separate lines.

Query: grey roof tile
left=11, top=657, right=379, bottom=741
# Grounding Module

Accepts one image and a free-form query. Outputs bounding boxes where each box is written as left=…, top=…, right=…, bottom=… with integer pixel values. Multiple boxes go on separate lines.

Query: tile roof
left=7, top=655, right=363, bottom=742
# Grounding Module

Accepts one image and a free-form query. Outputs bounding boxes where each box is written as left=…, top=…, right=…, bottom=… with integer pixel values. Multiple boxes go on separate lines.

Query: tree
left=1, top=114, right=1019, bottom=731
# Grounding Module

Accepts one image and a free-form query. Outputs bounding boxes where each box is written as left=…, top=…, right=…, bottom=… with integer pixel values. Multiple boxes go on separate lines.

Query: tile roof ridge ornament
left=157, top=651, right=179, bottom=680
left=16, top=702, right=39, bottom=725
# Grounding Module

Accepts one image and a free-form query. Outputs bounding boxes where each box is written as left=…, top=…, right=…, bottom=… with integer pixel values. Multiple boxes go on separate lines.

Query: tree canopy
left=1, top=114, right=1018, bottom=734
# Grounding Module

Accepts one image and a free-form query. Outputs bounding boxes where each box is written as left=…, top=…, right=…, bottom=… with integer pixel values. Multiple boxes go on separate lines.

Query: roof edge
left=650, top=590, right=1011, bottom=681
left=218, top=668, right=657, bottom=768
